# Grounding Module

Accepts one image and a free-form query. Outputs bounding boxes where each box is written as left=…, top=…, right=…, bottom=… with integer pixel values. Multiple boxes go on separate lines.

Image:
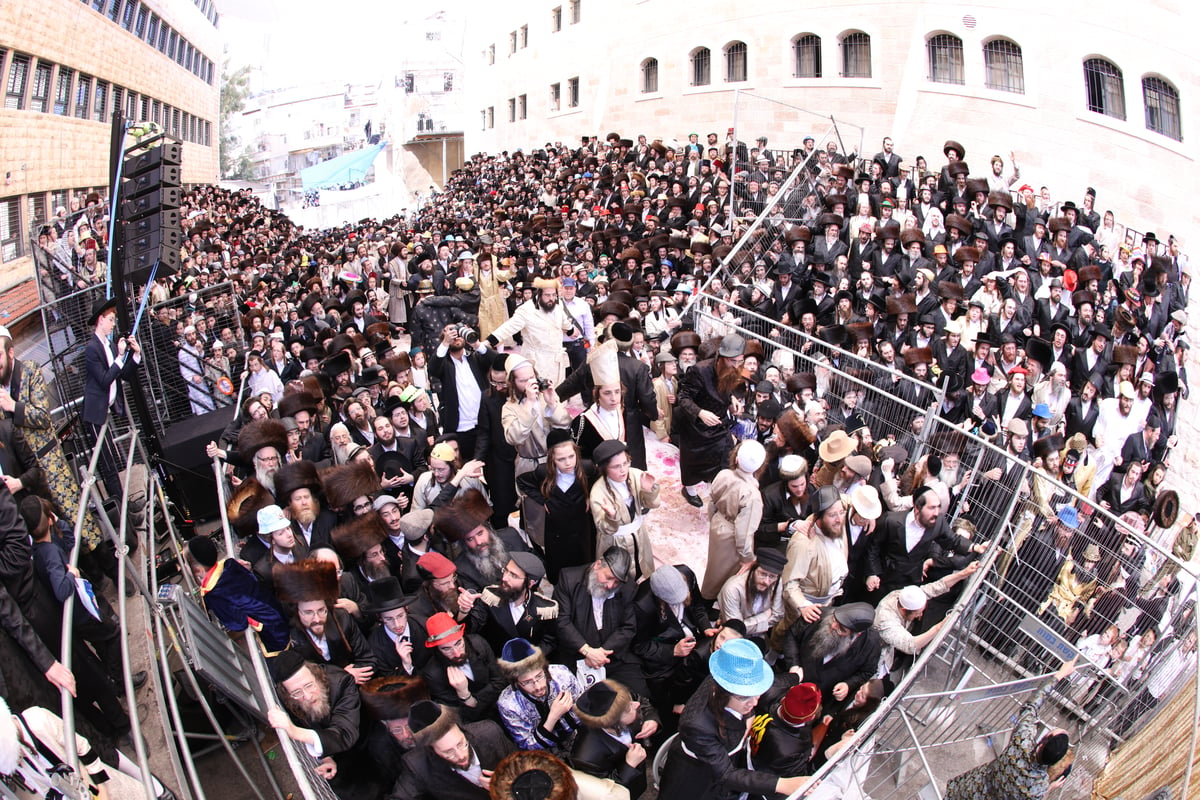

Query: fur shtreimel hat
left=320, top=461, right=380, bottom=509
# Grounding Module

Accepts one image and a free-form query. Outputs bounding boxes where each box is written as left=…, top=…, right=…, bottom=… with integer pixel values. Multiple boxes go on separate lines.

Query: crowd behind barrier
left=0, top=126, right=1193, bottom=800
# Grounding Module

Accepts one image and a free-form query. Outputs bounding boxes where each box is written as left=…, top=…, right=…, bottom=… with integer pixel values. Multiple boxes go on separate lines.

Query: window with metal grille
left=568, top=77, right=579, bottom=107
left=725, top=42, right=747, bottom=82
left=93, top=80, right=108, bottom=122
left=146, top=14, right=159, bottom=45
left=28, top=194, right=46, bottom=229
left=508, top=98, right=516, bottom=122
left=139, top=94, right=149, bottom=121
left=691, top=47, right=711, bottom=86
left=74, top=74, right=91, bottom=118
left=126, top=90, right=137, bottom=119
left=204, top=120, right=211, bottom=146
left=927, top=34, right=964, bottom=84
left=518, top=94, right=527, bottom=120
left=487, top=106, right=494, bottom=128
left=0, top=198, right=22, bottom=263
left=1084, top=58, right=1125, bottom=119
left=793, top=34, right=821, bottom=78
left=570, top=0, right=580, bottom=23
left=1143, top=76, right=1181, bottom=141
left=641, top=59, right=658, bottom=93
left=54, top=68, right=73, bottom=115
left=134, top=4, right=148, bottom=37
left=157, top=23, right=169, bottom=53
left=31, top=62, right=51, bottom=112
left=168, top=29, right=178, bottom=60
left=172, top=108, right=180, bottom=136
left=983, top=39, right=1024, bottom=93
left=151, top=99, right=160, bottom=125
left=6, top=54, right=29, bottom=110
left=552, top=7, right=562, bottom=32
left=840, top=32, right=871, bottom=78
left=550, top=82, right=561, bottom=110
left=121, top=0, right=136, bottom=30
left=107, top=0, right=121, bottom=22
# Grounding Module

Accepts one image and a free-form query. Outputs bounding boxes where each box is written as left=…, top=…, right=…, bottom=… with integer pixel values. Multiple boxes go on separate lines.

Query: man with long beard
left=274, top=459, right=335, bottom=551
left=237, top=418, right=287, bottom=497
left=555, top=546, right=648, bottom=695
left=332, top=513, right=395, bottom=596
left=777, top=486, right=849, bottom=642
left=780, top=603, right=880, bottom=707
left=267, top=650, right=368, bottom=794
left=486, top=277, right=576, bottom=386
left=420, top=612, right=507, bottom=720
left=410, top=551, right=478, bottom=633
left=437, top=489, right=530, bottom=593
left=470, top=551, right=559, bottom=655
left=674, top=333, right=746, bottom=507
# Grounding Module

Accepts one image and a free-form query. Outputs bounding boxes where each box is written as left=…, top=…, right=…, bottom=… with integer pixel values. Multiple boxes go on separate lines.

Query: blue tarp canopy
left=300, top=142, right=387, bottom=190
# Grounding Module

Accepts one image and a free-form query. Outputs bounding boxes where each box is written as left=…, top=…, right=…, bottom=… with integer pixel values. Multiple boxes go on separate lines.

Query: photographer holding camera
left=428, top=323, right=492, bottom=459
left=500, top=355, right=572, bottom=479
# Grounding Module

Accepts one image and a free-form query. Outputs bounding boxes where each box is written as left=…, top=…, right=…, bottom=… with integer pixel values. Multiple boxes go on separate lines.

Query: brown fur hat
left=433, top=488, right=493, bottom=542
left=332, top=513, right=387, bottom=563
left=273, top=460, right=322, bottom=507
left=237, top=419, right=288, bottom=465
left=360, top=675, right=430, bottom=721
left=573, top=680, right=632, bottom=729
left=227, top=479, right=275, bottom=540
left=409, top=701, right=459, bottom=746
left=273, top=559, right=339, bottom=605
left=496, top=639, right=548, bottom=681
left=776, top=409, right=817, bottom=451
left=670, top=330, right=702, bottom=358
left=489, top=750, right=578, bottom=800
left=277, top=391, right=320, bottom=419
left=320, top=461, right=380, bottom=509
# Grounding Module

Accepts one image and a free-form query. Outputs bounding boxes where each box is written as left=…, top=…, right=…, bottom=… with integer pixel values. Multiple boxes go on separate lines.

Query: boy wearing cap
left=185, top=535, right=290, bottom=652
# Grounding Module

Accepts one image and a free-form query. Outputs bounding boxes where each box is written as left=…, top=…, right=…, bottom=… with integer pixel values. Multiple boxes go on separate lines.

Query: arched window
left=1143, top=76, right=1181, bottom=141
left=1084, top=58, right=1125, bottom=119
left=725, top=41, right=747, bottom=82
left=690, top=47, right=711, bottom=87
left=983, top=39, right=1024, bottom=93
left=840, top=32, right=871, bottom=78
left=927, top=34, right=964, bottom=84
left=793, top=34, right=822, bottom=78
left=641, top=58, right=658, bottom=94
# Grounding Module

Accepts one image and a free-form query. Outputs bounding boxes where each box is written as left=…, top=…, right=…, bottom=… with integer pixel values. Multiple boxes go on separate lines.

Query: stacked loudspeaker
left=119, top=139, right=182, bottom=284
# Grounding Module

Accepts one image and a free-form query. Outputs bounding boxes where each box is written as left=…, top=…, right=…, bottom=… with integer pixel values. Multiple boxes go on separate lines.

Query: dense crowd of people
left=5, top=129, right=1197, bottom=800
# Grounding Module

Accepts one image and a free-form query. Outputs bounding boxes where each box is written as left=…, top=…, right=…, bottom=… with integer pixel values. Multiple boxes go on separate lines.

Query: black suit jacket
left=419, top=633, right=506, bottom=720
left=782, top=609, right=882, bottom=705
left=428, top=347, right=489, bottom=435
left=391, top=720, right=516, bottom=800
left=289, top=607, right=375, bottom=670
left=366, top=620, right=429, bottom=675
left=83, top=334, right=140, bottom=425
left=757, top=481, right=809, bottom=549
left=555, top=564, right=637, bottom=658
left=868, top=510, right=972, bottom=593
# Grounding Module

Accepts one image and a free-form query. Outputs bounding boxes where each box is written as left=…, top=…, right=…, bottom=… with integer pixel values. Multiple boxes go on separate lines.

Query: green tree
left=219, top=61, right=251, bottom=178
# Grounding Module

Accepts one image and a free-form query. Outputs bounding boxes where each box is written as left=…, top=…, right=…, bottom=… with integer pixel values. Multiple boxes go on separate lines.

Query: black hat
left=601, top=545, right=632, bottom=582
left=546, top=428, right=573, bottom=450
left=357, top=365, right=387, bottom=387
left=88, top=297, right=118, bottom=327
left=268, top=649, right=308, bottom=683
left=187, top=535, right=219, bottom=569
left=593, top=439, right=628, bottom=466
left=832, top=602, right=875, bottom=632
left=509, top=551, right=546, bottom=584
left=755, top=548, right=787, bottom=575
left=323, top=350, right=353, bottom=377
left=362, top=576, right=417, bottom=614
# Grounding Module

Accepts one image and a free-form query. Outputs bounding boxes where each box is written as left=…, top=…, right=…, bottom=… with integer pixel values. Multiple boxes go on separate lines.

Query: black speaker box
left=159, top=404, right=237, bottom=522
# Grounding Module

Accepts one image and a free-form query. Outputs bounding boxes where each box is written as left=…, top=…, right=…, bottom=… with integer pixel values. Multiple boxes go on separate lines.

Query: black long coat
left=674, top=359, right=734, bottom=485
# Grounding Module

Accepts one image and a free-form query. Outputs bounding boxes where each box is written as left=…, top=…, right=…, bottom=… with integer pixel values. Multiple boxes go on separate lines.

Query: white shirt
left=452, top=750, right=485, bottom=786
left=446, top=348, right=482, bottom=430
left=555, top=470, right=576, bottom=493
left=904, top=511, right=925, bottom=553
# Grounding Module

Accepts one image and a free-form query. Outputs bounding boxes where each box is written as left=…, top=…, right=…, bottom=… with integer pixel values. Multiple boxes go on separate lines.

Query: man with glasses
left=495, top=637, right=582, bottom=753
left=267, top=650, right=368, bottom=795
left=275, top=560, right=375, bottom=685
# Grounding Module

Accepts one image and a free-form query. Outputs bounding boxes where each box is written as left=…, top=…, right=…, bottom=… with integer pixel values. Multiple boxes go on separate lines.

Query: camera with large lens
left=457, top=325, right=479, bottom=344
left=535, top=377, right=552, bottom=392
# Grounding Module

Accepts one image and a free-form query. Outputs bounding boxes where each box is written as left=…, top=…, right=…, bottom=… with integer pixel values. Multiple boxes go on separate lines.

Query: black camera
left=536, top=377, right=552, bottom=392
left=457, top=325, right=479, bottom=344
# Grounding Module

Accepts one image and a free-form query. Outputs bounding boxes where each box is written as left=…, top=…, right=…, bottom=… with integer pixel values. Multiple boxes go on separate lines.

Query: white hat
left=504, top=354, right=532, bottom=375
left=457, top=251, right=475, bottom=260
left=849, top=484, right=882, bottom=521
left=898, top=586, right=927, bottom=612
left=736, top=440, right=767, bottom=473
left=257, top=505, right=291, bottom=535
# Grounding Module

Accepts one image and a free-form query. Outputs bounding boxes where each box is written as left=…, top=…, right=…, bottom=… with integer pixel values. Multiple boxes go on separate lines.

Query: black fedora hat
left=88, top=297, right=118, bottom=327
left=362, top=576, right=416, bottom=614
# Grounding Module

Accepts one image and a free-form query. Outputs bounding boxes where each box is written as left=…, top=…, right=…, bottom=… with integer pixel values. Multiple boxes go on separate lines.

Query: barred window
left=927, top=34, right=964, bottom=84
left=983, top=39, right=1024, bottom=93
left=840, top=32, right=871, bottom=78
left=28, top=194, right=46, bottom=229
left=31, top=61, right=51, bottom=113
left=1143, top=76, right=1181, bottom=141
left=74, top=74, right=91, bottom=118
left=691, top=47, right=711, bottom=86
left=725, top=41, right=747, bottom=82
left=146, top=14, right=159, bottom=46
left=134, top=4, right=148, bottom=37
left=106, top=0, right=121, bottom=22
left=641, top=58, right=658, bottom=93
left=5, top=54, right=29, bottom=110
left=93, top=80, right=108, bottom=122
left=1084, top=58, right=1125, bottom=119
left=0, top=197, right=22, bottom=263
left=550, top=82, right=561, bottom=110
left=568, top=76, right=579, bottom=107
left=54, top=68, right=73, bottom=116
left=121, top=0, right=136, bottom=30
left=793, top=34, right=821, bottom=78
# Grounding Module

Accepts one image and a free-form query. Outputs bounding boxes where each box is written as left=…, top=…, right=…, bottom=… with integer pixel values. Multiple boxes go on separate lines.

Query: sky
left=219, top=0, right=425, bottom=90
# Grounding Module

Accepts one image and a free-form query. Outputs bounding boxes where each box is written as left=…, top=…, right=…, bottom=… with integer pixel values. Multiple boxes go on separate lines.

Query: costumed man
left=675, top=333, right=745, bottom=507
left=650, top=351, right=679, bottom=444
left=267, top=650, right=370, bottom=798
left=420, top=612, right=507, bottom=721
left=749, top=682, right=823, bottom=779
left=486, top=276, right=575, bottom=386
left=469, top=550, right=560, bottom=657
left=184, top=535, right=291, bottom=653
left=571, top=340, right=629, bottom=464
left=495, top=637, right=584, bottom=754
left=501, top=354, right=571, bottom=478
left=474, top=254, right=512, bottom=339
